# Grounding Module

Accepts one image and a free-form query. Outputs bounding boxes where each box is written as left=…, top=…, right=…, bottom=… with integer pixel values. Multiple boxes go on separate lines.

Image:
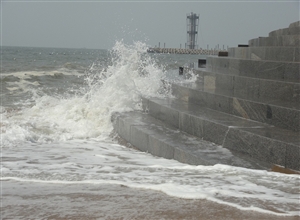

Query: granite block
left=116, top=116, right=132, bottom=142
left=264, top=47, right=299, bottom=62
left=207, top=92, right=232, bottom=114
left=206, top=57, right=232, bottom=75
left=289, top=21, right=300, bottom=28
left=147, top=98, right=180, bottom=128
left=293, top=83, right=300, bottom=102
left=269, top=26, right=300, bottom=37
left=216, top=57, right=230, bottom=72
left=203, top=120, right=228, bottom=145
left=228, top=58, right=240, bottom=76
left=114, top=99, right=300, bottom=170
left=246, top=78, right=260, bottom=101
left=228, top=47, right=247, bottom=59
left=233, top=59, right=257, bottom=78
left=249, top=47, right=266, bottom=60
left=249, top=35, right=300, bottom=47
left=147, top=100, right=164, bottom=122
left=215, top=72, right=234, bottom=91
left=228, top=47, right=299, bottom=62
left=240, top=126, right=300, bottom=145
left=199, top=68, right=299, bottom=103
left=284, top=62, right=300, bottom=81
left=148, top=135, right=174, bottom=159
left=173, top=81, right=300, bottom=131
left=188, top=86, right=207, bottom=106
left=130, top=125, right=149, bottom=152
left=190, top=115, right=204, bottom=138
left=250, top=60, right=285, bottom=80
left=271, top=106, right=300, bottom=132
left=206, top=57, right=299, bottom=82
left=258, top=80, right=297, bottom=103
left=173, top=145, right=210, bottom=165
left=285, top=145, right=300, bottom=170
left=233, top=76, right=254, bottom=100
left=179, top=112, right=194, bottom=136
left=203, top=73, right=216, bottom=91
left=231, top=97, right=265, bottom=121
left=160, top=104, right=179, bottom=128
left=171, top=83, right=190, bottom=102
left=179, top=109, right=224, bottom=139
left=231, top=98, right=300, bottom=131
left=223, top=128, right=286, bottom=166
left=240, top=59, right=299, bottom=82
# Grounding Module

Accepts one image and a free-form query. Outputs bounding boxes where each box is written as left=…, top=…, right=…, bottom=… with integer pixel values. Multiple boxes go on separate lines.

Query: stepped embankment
left=112, top=21, right=300, bottom=171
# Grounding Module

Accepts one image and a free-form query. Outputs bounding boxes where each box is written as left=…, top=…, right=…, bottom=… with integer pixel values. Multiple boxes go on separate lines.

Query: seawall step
left=191, top=69, right=300, bottom=105
left=112, top=111, right=271, bottom=170
left=171, top=82, right=300, bottom=131
left=205, top=56, right=300, bottom=83
left=289, top=21, right=300, bottom=28
left=142, top=97, right=300, bottom=170
left=249, top=35, right=300, bottom=47
left=228, top=47, right=299, bottom=62
left=269, top=26, right=300, bottom=37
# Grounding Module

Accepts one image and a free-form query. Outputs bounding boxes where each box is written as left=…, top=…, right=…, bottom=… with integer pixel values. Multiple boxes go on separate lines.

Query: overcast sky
left=1, top=0, right=299, bottom=50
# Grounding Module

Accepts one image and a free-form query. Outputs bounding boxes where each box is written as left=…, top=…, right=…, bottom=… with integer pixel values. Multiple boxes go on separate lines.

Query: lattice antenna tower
left=186, top=12, right=199, bottom=49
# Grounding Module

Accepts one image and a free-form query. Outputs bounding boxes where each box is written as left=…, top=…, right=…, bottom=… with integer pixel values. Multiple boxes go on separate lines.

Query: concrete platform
left=228, top=47, right=299, bottom=62
left=172, top=81, right=300, bottom=132
left=112, top=96, right=300, bottom=170
left=269, top=26, right=300, bottom=37
left=141, top=97, right=299, bottom=170
left=205, top=57, right=300, bottom=82
left=192, top=69, right=300, bottom=104
left=112, top=111, right=272, bottom=170
left=249, top=35, right=300, bottom=47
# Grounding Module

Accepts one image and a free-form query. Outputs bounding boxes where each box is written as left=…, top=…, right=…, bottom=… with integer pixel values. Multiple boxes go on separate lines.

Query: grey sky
left=1, top=0, right=299, bottom=49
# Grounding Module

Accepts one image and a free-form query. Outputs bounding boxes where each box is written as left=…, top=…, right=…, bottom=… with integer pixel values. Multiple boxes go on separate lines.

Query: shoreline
left=2, top=180, right=299, bottom=220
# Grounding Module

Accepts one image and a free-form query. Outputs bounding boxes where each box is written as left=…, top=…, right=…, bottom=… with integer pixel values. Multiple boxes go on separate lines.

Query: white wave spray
left=1, top=41, right=172, bottom=146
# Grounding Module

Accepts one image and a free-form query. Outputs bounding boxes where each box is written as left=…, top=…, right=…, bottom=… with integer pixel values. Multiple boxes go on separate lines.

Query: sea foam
left=2, top=140, right=299, bottom=216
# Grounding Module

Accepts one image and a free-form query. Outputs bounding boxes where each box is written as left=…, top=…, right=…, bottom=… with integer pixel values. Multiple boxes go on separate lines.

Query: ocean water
left=1, top=42, right=299, bottom=218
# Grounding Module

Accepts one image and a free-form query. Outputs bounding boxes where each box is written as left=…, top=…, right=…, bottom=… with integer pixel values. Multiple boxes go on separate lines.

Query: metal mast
left=186, top=12, right=199, bottom=49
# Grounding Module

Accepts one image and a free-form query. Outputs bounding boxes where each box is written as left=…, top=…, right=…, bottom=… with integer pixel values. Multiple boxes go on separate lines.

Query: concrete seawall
left=113, top=21, right=300, bottom=171
left=147, top=47, right=225, bottom=55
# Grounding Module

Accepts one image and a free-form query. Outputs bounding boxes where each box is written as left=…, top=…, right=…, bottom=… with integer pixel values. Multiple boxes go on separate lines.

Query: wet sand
left=2, top=180, right=299, bottom=220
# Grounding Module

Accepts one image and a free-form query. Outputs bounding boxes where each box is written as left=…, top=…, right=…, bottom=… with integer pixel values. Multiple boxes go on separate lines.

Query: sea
left=1, top=42, right=299, bottom=219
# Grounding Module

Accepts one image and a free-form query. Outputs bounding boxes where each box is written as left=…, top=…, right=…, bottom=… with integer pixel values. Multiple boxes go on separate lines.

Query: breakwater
left=114, top=21, right=300, bottom=172
left=147, top=47, right=225, bottom=55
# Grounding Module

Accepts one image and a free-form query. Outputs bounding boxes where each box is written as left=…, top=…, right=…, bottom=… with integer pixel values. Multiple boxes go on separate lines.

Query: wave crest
left=2, top=41, right=171, bottom=146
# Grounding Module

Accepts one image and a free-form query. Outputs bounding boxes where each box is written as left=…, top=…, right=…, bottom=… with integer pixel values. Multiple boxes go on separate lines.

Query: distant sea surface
left=1, top=43, right=299, bottom=219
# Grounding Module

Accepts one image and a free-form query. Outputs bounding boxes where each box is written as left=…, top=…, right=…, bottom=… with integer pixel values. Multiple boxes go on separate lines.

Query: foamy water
left=1, top=42, right=299, bottom=217
left=2, top=140, right=299, bottom=216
